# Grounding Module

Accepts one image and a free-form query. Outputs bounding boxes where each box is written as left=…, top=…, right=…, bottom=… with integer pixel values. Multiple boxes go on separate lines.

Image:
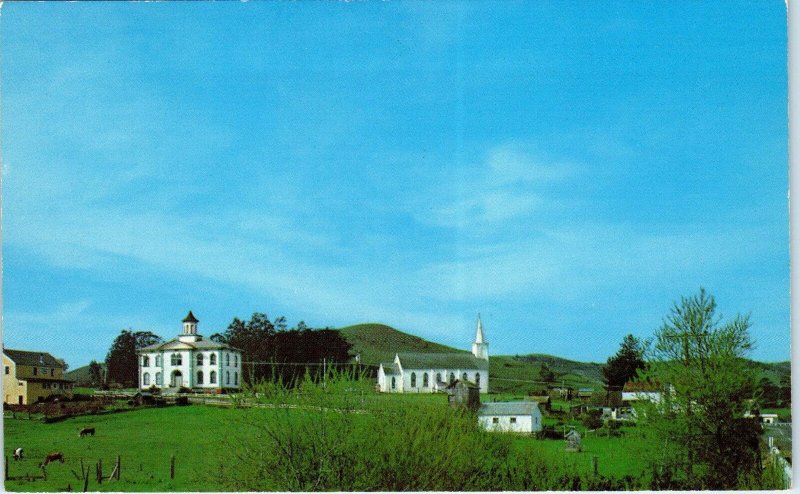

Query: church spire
left=472, top=314, right=489, bottom=360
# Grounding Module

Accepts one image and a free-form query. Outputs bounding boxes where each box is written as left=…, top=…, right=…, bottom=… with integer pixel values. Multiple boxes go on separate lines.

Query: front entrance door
left=171, top=370, right=183, bottom=388
left=18, top=395, right=23, bottom=405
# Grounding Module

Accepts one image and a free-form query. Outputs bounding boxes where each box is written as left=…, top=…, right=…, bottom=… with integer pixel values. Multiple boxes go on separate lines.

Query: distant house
left=377, top=316, right=490, bottom=393
left=577, top=387, right=594, bottom=400
left=622, top=381, right=663, bottom=404
left=3, top=349, right=74, bottom=405
left=744, top=412, right=779, bottom=424
left=479, top=401, right=543, bottom=433
left=137, top=311, right=243, bottom=392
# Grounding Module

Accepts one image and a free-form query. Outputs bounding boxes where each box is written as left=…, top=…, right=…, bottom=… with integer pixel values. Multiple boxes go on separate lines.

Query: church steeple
left=472, top=314, right=489, bottom=360
left=179, top=311, right=202, bottom=342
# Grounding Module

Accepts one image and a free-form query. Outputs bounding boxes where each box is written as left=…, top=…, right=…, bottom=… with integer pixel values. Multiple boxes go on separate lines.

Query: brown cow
left=41, top=452, right=64, bottom=467
left=79, top=427, right=95, bottom=437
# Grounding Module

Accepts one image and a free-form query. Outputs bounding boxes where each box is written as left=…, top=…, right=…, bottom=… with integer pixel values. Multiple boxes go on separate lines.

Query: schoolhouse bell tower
left=178, top=311, right=201, bottom=343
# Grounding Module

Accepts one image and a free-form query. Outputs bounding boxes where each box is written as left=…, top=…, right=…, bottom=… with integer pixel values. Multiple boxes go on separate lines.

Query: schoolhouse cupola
left=179, top=311, right=201, bottom=343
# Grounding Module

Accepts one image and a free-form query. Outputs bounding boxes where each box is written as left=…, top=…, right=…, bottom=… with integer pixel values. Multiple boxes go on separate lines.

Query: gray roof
left=4, top=349, right=63, bottom=367
left=397, top=352, right=489, bottom=371
left=138, top=337, right=238, bottom=352
left=381, top=363, right=400, bottom=375
left=479, top=401, right=541, bottom=416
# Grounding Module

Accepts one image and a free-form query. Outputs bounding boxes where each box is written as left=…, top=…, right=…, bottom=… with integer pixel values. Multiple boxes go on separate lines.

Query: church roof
left=479, top=401, right=540, bottom=416
left=396, top=352, right=489, bottom=371
left=182, top=311, right=199, bottom=323
left=137, top=337, right=239, bottom=353
left=4, top=349, right=63, bottom=367
left=380, top=362, right=400, bottom=375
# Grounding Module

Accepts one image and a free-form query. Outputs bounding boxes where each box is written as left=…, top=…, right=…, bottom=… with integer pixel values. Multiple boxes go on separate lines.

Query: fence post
left=170, top=455, right=175, bottom=480
left=82, top=465, right=89, bottom=492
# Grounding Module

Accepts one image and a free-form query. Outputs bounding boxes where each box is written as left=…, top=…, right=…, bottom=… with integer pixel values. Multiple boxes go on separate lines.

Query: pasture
left=5, top=397, right=650, bottom=492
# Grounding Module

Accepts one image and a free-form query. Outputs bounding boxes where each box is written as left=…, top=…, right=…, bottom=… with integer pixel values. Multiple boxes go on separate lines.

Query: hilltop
left=338, top=323, right=465, bottom=366
left=65, top=362, right=106, bottom=386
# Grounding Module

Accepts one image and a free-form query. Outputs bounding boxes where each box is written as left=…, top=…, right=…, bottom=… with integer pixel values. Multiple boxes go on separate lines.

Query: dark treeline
left=210, top=312, right=353, bottom=385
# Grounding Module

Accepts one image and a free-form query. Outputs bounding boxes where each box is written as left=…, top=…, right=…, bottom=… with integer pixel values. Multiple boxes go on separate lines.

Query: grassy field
left=5, top=395, right=650, bottom=492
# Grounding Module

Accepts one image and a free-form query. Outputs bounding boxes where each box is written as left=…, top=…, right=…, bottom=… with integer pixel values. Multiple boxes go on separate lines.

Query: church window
left=143, top=356, right=150, bottom=367
left=410, top=372, right=416, bottom=387
left=210, top=371, right=217, bottom=384
left=226, top=353, right=230, bottom=366
left=196, top=371, right=203, bottom=385
left=462, top=372, right=468, bottom=382
left=210, top=354, right=217, bottom=365
left=475, top=373, right=481, bottom=388
left=234, top=372, right=238, bottom=386
left=449, top=373, right=455, bottom=384
left=226, top=371, right=230, bottom=385
left=156, top=372, right=162, bottom=385
left=492, top=417, right=499, bottom=424
left=171, top=353, right=182, bottom=366
left=423, top=373, right=429, bottom=387
left=436, top=373, right=442, bottom=383
left=196, top=354, right=204, bottom=366
left=391, top=377, right=396, bottom=389
left=143, top=373, right=150, bottom=386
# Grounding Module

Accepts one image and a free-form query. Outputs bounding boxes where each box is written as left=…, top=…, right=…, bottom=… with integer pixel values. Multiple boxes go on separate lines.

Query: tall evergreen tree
left=105, top=329, right=162, bottom=387
left=602, top=334, right=646, bottom=390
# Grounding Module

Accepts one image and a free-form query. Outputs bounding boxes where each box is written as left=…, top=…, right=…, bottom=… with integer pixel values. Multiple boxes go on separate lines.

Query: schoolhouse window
left=197, top=371, right=203, bottom=385
left=143, top=373, right=150, bottom=386
left=226, top=353, right=230, bottom=366
left=210, top=371, right=217, bottom=384
left=423, top=373, right=429, bottom=387
left=411, top=372, right=417, bottom=387
left=156, top=372, right=162, bottom=385
left=226, top=371, right=230, bottom=385
left=196, top=354, right=204, bottom=366
left=210, top=353, right=217, bottom=365
left=234, top=355, right=238, bottom=367
left=234, top=372, right=238, bottom=386
left=143, top=356, right=150, bottom=367
left=171, top=353, right=182, bottom=366
left=155, top=355, right=162, bottom=366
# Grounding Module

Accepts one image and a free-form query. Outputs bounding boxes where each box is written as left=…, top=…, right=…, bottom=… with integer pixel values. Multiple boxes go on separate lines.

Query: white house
left=137, top=311, right=243, bottom=392
left=622, top=381, right=663, bottom=404
left=479, top=401, right=543, bottom=433
left=377, top=316, right=490, bottom=393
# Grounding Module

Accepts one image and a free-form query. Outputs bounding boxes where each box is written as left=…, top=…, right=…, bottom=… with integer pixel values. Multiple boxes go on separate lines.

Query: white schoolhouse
left=137, top=311, right=243, bottom=392
left=377, top=316, right=490, bottom=393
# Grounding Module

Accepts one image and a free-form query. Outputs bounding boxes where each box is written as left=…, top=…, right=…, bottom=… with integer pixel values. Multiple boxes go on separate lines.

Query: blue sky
left=1, top=2, right=788, bottom=368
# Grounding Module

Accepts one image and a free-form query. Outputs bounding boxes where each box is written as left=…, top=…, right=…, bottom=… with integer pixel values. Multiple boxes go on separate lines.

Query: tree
left=88, top=360, right=104, bottom=387
left=602, top=334, right=646, bottom=391
left=641, top=288, right=761, bottom=489
left=55, top=358, right=69, bottom=372
left=105, top=329, right=162, bottom=387
left=539, top=363, right=555, bottom=384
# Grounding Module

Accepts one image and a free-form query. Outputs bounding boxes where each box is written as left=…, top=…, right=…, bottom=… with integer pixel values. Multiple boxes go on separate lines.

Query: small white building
left=137, top=311, right=243, bottom=392
left=377, top=316, right=490, bottom=393
left=479, top=401, right=543, bottom=433
left=622, top=381, right=663, bottom=404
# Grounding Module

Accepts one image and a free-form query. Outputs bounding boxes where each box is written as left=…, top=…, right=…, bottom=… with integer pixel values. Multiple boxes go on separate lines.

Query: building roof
left=4, top=349, right=63, bottom=367
left=138, top=337, right=238, bottom=353
left=479, top=401, right=540, bottom=416
left=182, top=311, right=199, bottom=323
left=380, top=363, right=400, bottom=376
left=396, top=352, right=489, bottom=371
left=527, top=395, right=551, bottom=404
left=21, top=377, right=75, bottom=384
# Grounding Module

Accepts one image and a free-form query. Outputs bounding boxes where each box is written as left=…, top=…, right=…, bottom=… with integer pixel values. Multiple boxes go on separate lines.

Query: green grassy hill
left=65, top=362, right=106, bottom=386
left=338, top=323, right=464, bottom=366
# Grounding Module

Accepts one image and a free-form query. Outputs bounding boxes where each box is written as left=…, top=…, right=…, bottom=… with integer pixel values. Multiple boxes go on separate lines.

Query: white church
left=377, top=316, right=490, bottom=393
left=137, top=311, right=243, bottom=392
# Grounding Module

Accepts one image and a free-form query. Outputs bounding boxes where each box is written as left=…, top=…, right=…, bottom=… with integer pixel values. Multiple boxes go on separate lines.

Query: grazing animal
left=41, top=452, right=65, bottom=467
left=79, top=427, right=95, bottom=437
left=13, top=447, right=23, bottom=461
